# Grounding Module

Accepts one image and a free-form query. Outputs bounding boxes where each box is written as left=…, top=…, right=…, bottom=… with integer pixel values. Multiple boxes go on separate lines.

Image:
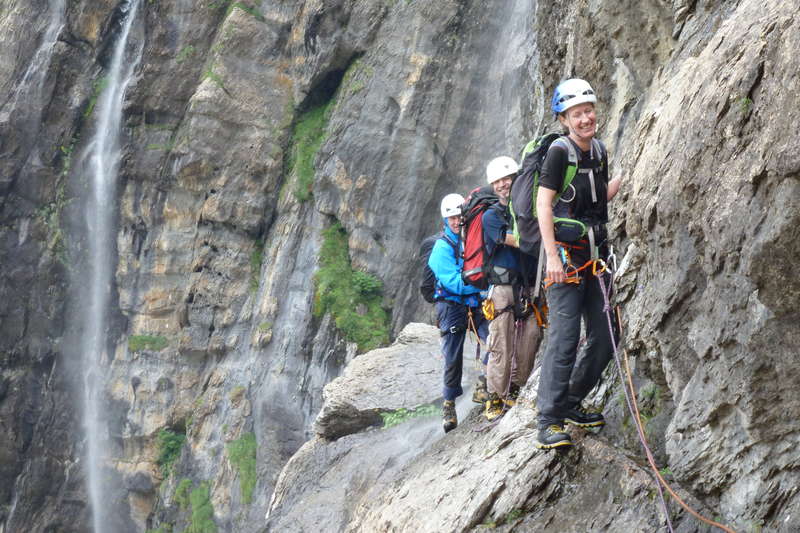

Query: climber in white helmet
left=481, top=156, right=542, bottom=421
left=428, top=193, right=487, bottom=433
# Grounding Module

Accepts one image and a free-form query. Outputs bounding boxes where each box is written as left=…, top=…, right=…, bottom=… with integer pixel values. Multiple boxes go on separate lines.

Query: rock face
left=313, top=322, right=446, bottom=440
left=0, top=0, right=798, bottom=532
left=267, top=325, right=712, bottom=533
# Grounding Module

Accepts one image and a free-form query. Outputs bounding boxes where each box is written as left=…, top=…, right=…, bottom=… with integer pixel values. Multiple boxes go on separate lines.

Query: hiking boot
left=472, top=376, right=489, bottom=404
left=504, top=383, right=521, bottom=407
left=484, top=393, right=504, bottom=421
left=535, top=425, right=573, bottom=449
left=442, top=400, right=457, bottom=433
left=564, top=405, right=605, bottom=428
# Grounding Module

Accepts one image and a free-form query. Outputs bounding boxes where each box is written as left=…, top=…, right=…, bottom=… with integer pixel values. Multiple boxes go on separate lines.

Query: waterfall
left=79, top=1, right=142, bottom=531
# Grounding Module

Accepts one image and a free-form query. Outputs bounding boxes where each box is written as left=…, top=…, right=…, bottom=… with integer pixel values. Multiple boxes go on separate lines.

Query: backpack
left=418, top=232, right=458, bottom=303
left=460, top=186, right=500, bottom=290
left=510, top=133, right=606, bottom=255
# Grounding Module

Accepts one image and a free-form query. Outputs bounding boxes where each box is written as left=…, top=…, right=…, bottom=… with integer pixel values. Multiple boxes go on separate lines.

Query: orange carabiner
left=592, top=259, right=607, bottom=276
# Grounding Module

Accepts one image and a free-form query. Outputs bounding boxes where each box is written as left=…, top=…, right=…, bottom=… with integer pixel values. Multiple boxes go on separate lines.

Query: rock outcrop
left=313, top=323, right=446, bottom=440
left=267, top=324, right=713, bottom=532
left=0, top=0, right=798, bottom=531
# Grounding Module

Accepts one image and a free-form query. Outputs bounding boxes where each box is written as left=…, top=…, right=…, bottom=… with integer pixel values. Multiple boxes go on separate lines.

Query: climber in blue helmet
left=534, top=78, right=621, bottom=449
left=428, top=193, right=488, bottom=433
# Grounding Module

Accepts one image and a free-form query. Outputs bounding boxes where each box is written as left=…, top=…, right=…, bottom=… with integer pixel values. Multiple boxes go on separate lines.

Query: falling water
left=80, top=1, right=142, bottom=531
left=1, top=0, right=65, bottom=127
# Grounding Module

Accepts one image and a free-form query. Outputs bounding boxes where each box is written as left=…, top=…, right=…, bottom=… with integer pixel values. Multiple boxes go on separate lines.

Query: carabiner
left=607, top=245, right=617, bottom=274
left=592, top=258, right=607, bottom=276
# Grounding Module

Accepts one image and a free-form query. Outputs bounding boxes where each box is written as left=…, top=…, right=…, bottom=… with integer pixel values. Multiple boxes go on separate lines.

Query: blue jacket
left=427, top=222, right=482, bottom=306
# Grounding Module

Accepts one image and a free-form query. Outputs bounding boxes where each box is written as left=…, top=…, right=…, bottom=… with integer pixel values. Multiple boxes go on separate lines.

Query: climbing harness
left=473, top=286, right=533, bottom=433
left=543, top=241, right=606, bottom=289
left=596, top=266, right=737, bottom=533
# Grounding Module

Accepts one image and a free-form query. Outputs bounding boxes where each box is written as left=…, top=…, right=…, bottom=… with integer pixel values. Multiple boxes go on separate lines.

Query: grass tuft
left=157, top=429, right=186, bottom=477
left=287, top=101, right=333, bottom=202
left=313, top=222, right=389, bottom=352
left=381, top=404, right=439, bottom=428
left=226, top=433, right=257, bottom=504
left=129, top=334, right=169, bottom=352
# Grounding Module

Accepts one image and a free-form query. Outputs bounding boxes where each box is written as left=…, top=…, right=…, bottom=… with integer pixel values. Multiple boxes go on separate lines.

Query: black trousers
left=536, top=273, right=618, bottom=428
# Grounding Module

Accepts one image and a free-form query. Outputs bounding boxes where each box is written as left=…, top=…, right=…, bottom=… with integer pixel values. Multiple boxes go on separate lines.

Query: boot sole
left=564, top=418, right=605, bottom=428
left=534, top=439, right=573, bottom=449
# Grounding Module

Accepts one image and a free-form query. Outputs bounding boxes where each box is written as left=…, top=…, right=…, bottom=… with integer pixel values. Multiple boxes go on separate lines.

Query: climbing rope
left=596, top=270, right=738, bottom=533
left=467, top=307, right=487, bottom=371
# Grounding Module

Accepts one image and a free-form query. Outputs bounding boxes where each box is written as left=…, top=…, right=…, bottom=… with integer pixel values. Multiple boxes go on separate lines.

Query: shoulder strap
left=440, top=233, right=459, bottom=257
left=591, top=138, right=605, bottom=162
left=551, top=136, right=579, bottom=203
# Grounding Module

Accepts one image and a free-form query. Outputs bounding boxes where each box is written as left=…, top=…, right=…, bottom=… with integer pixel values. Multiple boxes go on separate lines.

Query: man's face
left=492, top=175, right=514, bottom=203
left=447, top=215, right=461, bottom=234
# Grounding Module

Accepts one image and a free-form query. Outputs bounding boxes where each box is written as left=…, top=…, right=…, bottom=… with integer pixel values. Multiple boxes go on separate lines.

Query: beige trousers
left=486, top=284, right=542, bottom=396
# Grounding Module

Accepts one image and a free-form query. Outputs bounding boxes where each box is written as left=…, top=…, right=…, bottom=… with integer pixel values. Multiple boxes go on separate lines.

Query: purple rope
left=596, top=270, right=675, bottom=533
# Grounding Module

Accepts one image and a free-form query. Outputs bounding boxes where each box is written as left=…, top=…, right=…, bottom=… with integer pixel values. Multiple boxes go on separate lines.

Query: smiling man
left=481, top=156, right=542, bottom=421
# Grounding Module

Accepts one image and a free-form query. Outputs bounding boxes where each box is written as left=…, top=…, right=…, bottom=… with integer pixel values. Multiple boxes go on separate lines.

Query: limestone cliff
left=0, top=0, right=798, bottom=531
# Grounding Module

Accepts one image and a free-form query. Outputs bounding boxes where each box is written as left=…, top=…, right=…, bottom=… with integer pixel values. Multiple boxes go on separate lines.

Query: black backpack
left=418, top=232, right=458, bottom=303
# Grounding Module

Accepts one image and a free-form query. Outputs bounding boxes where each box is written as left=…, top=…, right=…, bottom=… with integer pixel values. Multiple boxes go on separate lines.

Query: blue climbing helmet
left=551, top=78, right=597, bottom=115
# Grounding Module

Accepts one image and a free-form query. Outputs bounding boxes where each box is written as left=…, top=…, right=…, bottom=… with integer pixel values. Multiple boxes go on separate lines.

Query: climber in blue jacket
left=428, top=193, right=487, bottom=433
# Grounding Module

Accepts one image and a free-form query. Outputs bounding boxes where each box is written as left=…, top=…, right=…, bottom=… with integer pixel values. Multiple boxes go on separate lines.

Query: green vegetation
left=481, top=508, right=526, bottom=528
left=738, top=96, right=753, bottom=115
left=146, top=525, right=173, bottom=533
left=250, top=239, right=263, bottom=292
left=203, top=67, right=225, bottom=90
left=176, top=45, right=196, bottom=64
left=208, top=0, right=265, bottom=21
left=146, top=142, right=174, bottom=151
left=84, top=76, right=109, bottom=118
left=258, top=321, right=272, bottom=332
left=619, top=383, right=661, bottom=438
left=313, top=222, right=390, bottom=352
left=229, top=385, right=246, bottom=402
left=129, top=334, right=169, bottom=352
left=188, top=482, right=217, bottom=533
left=659, top=466, right=673, bottom=477
left=341, top=59, right=374, bottom=96
left=157, top=429, right=186, bottom=476
left=227, top=433, right=257, bottom=504
left=287, top=100, right=334, bottom=202
left=228, top=1, right=265, bottom=21
left=381, top=404, right=440, bottom=428
left=175, top=478, right=192, bottom=509
left=36, top=180, right=68, bottom=262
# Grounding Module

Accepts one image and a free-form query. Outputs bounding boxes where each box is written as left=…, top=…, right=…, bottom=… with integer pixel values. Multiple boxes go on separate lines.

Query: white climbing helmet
left=440, top=193, right=465, bottom=218
left=551, top=78, right=597, bottom=115
left=486, top=156, right=519, bottom=184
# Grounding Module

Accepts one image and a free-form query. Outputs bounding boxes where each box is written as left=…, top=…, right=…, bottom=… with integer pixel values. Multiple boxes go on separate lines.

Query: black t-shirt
left=539, top=137, right=610, bottom=264
left=539, top=137, right=609, bottom=225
